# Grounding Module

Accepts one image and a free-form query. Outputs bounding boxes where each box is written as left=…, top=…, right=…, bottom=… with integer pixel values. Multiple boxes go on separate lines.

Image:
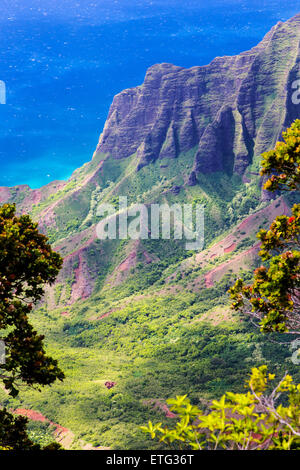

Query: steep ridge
left=0, top=15, right=298, bottom=308
left=0, top=15, right=299, bottom=218
left=0, top=15, right=300, bottom=450
left=95, top=14, right=300, bottom=177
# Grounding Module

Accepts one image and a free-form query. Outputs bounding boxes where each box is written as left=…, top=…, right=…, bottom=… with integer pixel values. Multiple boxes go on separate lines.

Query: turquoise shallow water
left=0, top=0, right=299, bottom=188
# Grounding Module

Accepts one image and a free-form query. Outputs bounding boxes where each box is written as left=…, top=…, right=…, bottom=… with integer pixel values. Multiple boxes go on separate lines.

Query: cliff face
left=95, top=14, right=300, bottom=178
left=0, top=15, right=299, bottom=306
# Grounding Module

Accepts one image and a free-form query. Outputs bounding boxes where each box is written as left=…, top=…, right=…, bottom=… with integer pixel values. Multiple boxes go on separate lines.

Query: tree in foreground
left=0, top=204, right=64, bottom=449
left=141, top=366, right=300, bottom=450
left=142, top=120, right=300, bottom=450
left=229, top=119, right=300, bottom=335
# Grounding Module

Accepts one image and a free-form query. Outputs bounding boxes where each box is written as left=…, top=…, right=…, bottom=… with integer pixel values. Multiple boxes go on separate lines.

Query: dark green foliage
left=0, top=408, right=40, bottom=450
left=0, top=204, right=64, bottom=396
left=0, top=204, right=64, bottom=449
left=230, top=121, right=300, bottom=335
left=262, top=120, right=300, bottom=192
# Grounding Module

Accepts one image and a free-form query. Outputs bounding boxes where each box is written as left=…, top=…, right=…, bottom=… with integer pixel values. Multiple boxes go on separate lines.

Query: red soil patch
left=93, top=309, right=117, bottom=321
left=119, top=251, right=137, bottom=272
left=113, top=246, right=157, bottom=283
left=224, top=242, right=237, bottom=253
left=31, top=189, right=42, bottom=206
left=237, top=197, right=290, bottom=234
left=143, top=251, right=153, bottom=264
left=12, top=408, right=107, bottom=450
left=61, top=311, right=71, bottom=317
left=90, top=301, right=122, bottom=321
left=0, top=187, right=11, bottom=203
left=56, top=231, right=96, bottom=259
left=53, top=424, right=69, bottom=436
left=107, top=242, right=140, bottom=286
left=38, top=164, right=105, bottom=228
left=144, top=400, right=177, bottom=419
left=178, top=197, right=292, bottom=288
left=160, top=404, right=177, bottom=419
left=12, top=408, right=71, bottom=445
left=204, top=243, right=260, bottom=288
left=70, top=251, right=93, bottom=303
left=109, top=241, right=160, bottom=287
left=13, top=408, right=48, bottom=423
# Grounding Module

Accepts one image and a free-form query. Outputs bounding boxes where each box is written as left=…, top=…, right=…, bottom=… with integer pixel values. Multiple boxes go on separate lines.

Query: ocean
left=0, top=0, right=299, bottom=188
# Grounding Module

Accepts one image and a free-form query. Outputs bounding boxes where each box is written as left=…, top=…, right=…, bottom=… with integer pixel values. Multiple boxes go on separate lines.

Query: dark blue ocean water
left=0, top=0, right=299, bottom=188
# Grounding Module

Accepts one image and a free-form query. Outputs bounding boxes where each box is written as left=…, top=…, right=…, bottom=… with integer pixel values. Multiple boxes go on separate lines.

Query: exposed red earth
left=12, top=408, right=107, bottom=450
left=198, top=197, right=289, bottom=264
left=12, top=408, right=70, bottom=446
left=143, top=251, right=153, bottom=264
left=165, top=197, right=291, bottom=288
left=70, top=252, right=93, bottom=303
left=119, top=251, right=137, bottom=273
left=13, top=408, right=49, bottom=423
left=0, top=187, right=12, bottom=203
left=107, top=241, right=158, bottom=288
left=224, top=242, right=237, bottom=254
left=204, top=243, right=261, bottom=288
left=143, top=399, right=177, bottom=419
left=61, top=311, right=71, bottom=317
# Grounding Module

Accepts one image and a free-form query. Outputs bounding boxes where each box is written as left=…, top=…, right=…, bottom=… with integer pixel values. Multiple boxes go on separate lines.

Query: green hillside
left=0, top=14, right=300, bottom=449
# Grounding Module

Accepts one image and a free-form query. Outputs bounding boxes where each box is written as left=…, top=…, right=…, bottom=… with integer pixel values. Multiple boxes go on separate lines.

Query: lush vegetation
left=0, top=204, right=64, bottom=449
left=142, top=366, right=300, bottom=450
left=1, top=122, right=300, bottom=449
left=230, top=120, right=300, bottom=335
left=2, top=266, right=298, bottom=449
left=142, top=120, right=300, bottom=450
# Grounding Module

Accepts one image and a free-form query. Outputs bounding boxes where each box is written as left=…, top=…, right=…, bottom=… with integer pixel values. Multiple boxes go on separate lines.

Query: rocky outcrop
left=94, top=14, right=300, bottom=177
left=187, top=170, right=197, bottom=186
left=0, top=15, right=299, bottom=306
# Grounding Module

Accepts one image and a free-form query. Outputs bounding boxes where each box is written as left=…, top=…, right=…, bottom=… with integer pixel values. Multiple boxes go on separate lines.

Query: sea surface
left=0, top=0, right=299, bottom=188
